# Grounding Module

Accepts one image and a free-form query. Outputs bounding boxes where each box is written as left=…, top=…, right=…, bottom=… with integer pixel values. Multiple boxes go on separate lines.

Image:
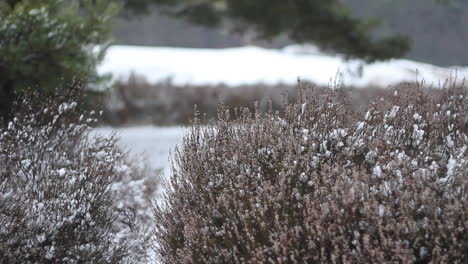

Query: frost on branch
left=0, top=92, right=155, bottom=263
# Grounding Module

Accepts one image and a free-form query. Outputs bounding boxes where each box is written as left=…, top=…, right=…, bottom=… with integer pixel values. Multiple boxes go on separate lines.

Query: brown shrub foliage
left=154, top=82, right=467, bottom=263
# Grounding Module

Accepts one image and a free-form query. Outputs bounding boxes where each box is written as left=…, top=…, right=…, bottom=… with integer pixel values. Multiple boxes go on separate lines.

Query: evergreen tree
left=0, top=0, right=118, bottom=123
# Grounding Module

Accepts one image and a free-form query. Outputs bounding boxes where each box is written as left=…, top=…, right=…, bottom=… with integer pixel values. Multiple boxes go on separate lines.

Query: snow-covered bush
left=154, top=83, right=467, bottom=263
left=0, top=91, right=156, bottom=263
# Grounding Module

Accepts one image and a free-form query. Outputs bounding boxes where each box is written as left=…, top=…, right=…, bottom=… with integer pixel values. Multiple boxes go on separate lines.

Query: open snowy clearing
left=98, top=45, right=468, bottom=88
left=94, top=126, right=187, bottom=177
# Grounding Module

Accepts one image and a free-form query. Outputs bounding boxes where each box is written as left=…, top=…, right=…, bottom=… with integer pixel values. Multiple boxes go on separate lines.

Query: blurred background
left=113, top=0, right=468, bottom=66
left=99, top=0, right=468, bottom=128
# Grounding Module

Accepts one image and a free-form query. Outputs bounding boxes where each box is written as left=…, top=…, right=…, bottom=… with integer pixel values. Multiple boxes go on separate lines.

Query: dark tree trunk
left=0, top=79, right=15, bottom=127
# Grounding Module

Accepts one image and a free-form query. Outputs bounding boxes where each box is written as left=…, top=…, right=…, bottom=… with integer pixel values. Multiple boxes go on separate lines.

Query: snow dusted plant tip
left=154, top=83, right=467, bottom=263
left=0, top=92, right=154, bottom=263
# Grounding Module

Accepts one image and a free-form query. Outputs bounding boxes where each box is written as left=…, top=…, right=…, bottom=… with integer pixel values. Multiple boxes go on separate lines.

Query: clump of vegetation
left=0, top=0, right=118, bottom=122
left=0, top=89, right=156, bottom=263
left=154, top=82, right=467, bottom=263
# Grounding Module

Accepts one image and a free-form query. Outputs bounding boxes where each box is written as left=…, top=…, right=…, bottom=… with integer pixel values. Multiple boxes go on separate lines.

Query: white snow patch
left=373, top=165, right=383, bottom=177
left=357, top=122, right=365, bottom=131
left=447, top=157, right=458, bottom=177
left=98, top=45, right=468, bottom=88
left=378, top=205, right=385, bottom=217
left=92, top=126, right=187, bottom=176
left=446, top=135, right=454, bottom=148
left=413, top=113, right=422, bottom=121
left=58, top=168, right=66, bottom=177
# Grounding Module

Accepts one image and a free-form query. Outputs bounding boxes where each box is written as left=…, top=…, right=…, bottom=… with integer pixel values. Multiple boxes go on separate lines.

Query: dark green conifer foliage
left=0, top=0, right=118, bottom=122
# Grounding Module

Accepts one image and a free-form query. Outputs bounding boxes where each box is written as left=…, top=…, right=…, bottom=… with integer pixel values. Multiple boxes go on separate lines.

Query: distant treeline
left=113, top=0, right=468, bottom=66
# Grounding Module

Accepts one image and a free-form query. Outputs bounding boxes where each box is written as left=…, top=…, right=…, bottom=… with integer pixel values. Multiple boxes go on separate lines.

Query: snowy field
left=98, top=45, right=468, bottom=88
left=94, top=126, right=187, bottom=177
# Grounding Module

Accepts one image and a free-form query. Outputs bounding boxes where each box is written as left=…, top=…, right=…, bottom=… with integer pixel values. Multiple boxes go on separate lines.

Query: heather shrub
left=0, top=90, right=156, bottom=263
left=154, top=82, right=467, bottom=263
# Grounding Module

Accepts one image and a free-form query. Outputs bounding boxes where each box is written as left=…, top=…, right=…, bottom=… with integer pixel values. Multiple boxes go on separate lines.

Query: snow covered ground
left=94, top=126, right=187, bottom=177
left=98, top=45, right=468, bottom=88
